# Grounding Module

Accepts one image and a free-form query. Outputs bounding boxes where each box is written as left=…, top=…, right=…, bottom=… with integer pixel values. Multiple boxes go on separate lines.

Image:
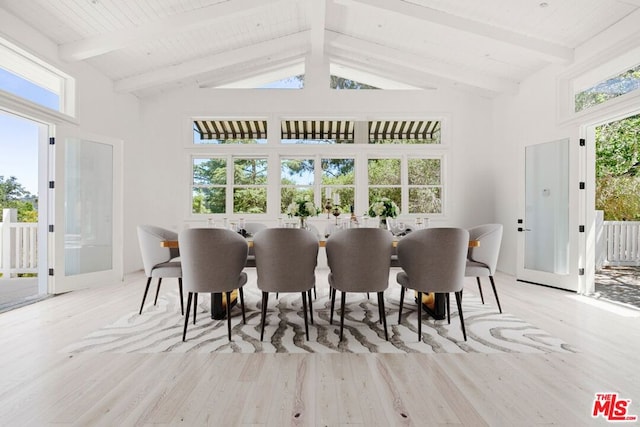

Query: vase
left=299, top=216, right=308, bottom=230
left=379, top=217, right=387, bottom=229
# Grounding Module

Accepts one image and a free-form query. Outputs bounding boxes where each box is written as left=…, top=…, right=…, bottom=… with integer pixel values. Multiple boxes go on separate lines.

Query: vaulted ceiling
left=2, top=0, right=639, bottom=98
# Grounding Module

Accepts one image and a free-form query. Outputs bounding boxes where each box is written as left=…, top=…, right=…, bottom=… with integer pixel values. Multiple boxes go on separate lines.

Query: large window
left=189, top=118, right=446, bottom=218
left=575, top=63, right=640, bottom=112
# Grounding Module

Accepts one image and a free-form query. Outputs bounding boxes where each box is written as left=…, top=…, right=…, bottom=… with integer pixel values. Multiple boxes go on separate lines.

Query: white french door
left=50, top=126, right=123, bottom=293
left=517, top=137, right=580, bottom=291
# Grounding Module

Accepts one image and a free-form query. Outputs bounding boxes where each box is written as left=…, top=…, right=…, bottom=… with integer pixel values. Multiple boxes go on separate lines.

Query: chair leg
left=417, top=291, right=422, bottom=341
left=260, top=292, right=269, bottom=341
left=455, top=291, right=467, bottom=341
left=225, top=291, right=232, bottom=341
left=308, top=289, right=314, bottom=325
left=153, top=278, right=163, bottom=305
left=489, top=276, right=502, bottom=313
left=313, top=285, right=317, bottom=300
left=178, top=278, right=184, bottom=315
left=193, top=293, right=198, bottom=324
left=330, top=287, right=336, bottom=325
left=378, top=292, right=388, bottom=341
left=301, top=292, right=309, bottom=340
left=398, top=286, right=406, bottom=323
left=378, top=295, right=383, bottom=325
left=476, top=277, right=485, bottom=304
left=182, top=292, right=193, bottom=342
left=339, top=291, right=347, bottom=341
left=139, top=277, right=152, bottom=314
left=446, top=292, right=451, bottom=324
left=239, top=287, right=246, bottom=324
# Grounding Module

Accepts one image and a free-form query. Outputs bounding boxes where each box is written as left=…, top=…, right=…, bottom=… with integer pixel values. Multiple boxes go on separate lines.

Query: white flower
left=304, top=201, right=317, bottom=216
left=287, top=202, right=298, bottom=215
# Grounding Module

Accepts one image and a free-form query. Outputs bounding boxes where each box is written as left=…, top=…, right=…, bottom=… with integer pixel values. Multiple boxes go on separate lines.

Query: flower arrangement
left=286, top=198, right=320, bottom=218
left=368, top=197, right=399, bottom=218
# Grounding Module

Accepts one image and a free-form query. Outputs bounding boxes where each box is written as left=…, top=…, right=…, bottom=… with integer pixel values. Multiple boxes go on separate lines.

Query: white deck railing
left=599, top=216, right=640, bottom=267
left=1, top=209, right=38, bottom=277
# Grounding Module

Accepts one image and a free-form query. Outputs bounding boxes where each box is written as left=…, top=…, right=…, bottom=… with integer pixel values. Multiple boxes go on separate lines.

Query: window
left=408, top=158, right=442, bottom=214
left=191, top=156, right=268, bottom=214
left=280, top=158, right=315, bottom=213
left=575, top=63, right=640, bottom=112
left=189, top=118, right=446, bottom=218
left=368, top=156, right=444, bottom=215
left=0, top=37, right=74, bottom=114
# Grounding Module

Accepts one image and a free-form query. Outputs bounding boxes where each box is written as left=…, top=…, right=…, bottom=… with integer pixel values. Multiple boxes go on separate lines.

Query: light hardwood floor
left=0, top=269, right=639, bottom=426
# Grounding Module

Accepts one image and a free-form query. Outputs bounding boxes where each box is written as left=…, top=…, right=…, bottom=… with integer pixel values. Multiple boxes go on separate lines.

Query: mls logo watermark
left=592, top=393, right=637, bottom=422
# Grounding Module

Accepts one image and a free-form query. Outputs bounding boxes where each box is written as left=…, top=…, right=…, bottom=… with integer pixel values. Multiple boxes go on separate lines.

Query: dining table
left=161, top=234, right=479, bottom=320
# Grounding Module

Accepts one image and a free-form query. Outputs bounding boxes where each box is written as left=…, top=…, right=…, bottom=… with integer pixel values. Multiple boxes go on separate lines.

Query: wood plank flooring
left=0, top=270, right=639, bottom=426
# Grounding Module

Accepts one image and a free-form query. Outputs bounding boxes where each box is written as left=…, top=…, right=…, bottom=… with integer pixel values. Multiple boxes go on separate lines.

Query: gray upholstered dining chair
left=137, top=225, right=183, bottom=315
left=253, top=228, right=318, bottom=341
left=465, top=224, right=503, bottom=313
left=326, top=228, right=394, bottom=341
left=243, top=222, right=268, bottom=267
left=178, top=228, right=248, bottom=341
left=396, top=227, right=469, bottom=341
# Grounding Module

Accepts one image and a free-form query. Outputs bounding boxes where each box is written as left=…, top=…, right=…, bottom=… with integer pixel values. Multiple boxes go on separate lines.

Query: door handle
left=517, top=228, right=532, bottom=232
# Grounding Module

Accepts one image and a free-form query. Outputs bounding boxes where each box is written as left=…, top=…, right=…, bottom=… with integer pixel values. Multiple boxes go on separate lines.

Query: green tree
left=595, top=114, right=640, bottom=220
left=0, top=175, right=37, bottom=222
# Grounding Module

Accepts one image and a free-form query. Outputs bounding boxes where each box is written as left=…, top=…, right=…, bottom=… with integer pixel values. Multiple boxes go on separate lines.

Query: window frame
left=186, top=116, right=450, bottom=220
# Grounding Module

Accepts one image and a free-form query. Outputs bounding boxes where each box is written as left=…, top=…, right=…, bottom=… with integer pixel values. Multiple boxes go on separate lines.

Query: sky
left=0, top=112, right=39, bottom=195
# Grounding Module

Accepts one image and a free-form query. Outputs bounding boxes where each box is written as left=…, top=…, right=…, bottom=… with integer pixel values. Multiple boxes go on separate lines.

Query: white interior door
left=50, top=126, right=123, bottom=294
left=517, top=138, right=579, bottom=291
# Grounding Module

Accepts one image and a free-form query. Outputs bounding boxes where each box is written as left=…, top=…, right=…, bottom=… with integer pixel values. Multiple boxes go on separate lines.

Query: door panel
left=51, top=126, right=122, bottom=293
left=517, top=138, right=578, bottom=291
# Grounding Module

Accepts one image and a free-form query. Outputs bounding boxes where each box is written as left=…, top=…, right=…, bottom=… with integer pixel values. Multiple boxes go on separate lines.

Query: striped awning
left=281, top=120, right=354, bottom=140
left=194, top=120, right=267, bottom=140
left=369, top=120, right=440, bottom=140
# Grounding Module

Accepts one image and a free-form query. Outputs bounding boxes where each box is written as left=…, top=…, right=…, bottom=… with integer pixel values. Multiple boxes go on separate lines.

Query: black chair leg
left=178, top=278, right=184, bottom=315
left=455, top=291, right=467, bottom=341
left=417, top=291, right=422, bottom=341
left=182, top=293, right=193, bottom=342
left=378, top=292, right=388, bottom=341
left=330, top=287, right=336, bottom=325
left=398, top=286, right=406, bottom=323
left=225, top=291, right=232, bottom=341
left=301, top=292, right=309, bottom=340
left=378, top=295, right=383, bottom=325
left=489, top=276, right=502, bottom=313
left=313, top=285, right=317, bottom=300
left=239, top=287, right=246, bottom=324
left=339, top=291, right=347, bottom=341
left=139, top=277, right=152, bottom=314
left=446, top=292, right=451, bottom=324
left=153, top=278, right=163, bottom=305
left=260, top=292, right=269, bottom=341
left=193, top=293, right=198, bottom=324
left=308, top=289, right=314, bottom=325
left=476, top=277, right=485, bottom=304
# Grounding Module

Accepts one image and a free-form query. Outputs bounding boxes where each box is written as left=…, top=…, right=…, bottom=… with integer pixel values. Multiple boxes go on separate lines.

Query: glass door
left=50, top=126, right=122, bottom=293
left=517, top=138, right=578, bottom=291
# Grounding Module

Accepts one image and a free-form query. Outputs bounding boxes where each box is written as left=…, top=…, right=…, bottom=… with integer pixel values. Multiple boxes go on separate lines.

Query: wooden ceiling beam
left=344, top=0, right=574, bottom=64
left=59, top=0, right=279, bottom=61
left=114, top=30, right=309, bottom=93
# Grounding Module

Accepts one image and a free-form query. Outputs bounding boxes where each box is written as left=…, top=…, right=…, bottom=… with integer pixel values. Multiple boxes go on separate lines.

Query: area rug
left=61, top=285, right=578, bottom=354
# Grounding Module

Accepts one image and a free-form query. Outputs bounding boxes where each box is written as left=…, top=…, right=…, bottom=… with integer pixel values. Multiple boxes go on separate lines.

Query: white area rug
left=62, top=285, right=577, bottom=354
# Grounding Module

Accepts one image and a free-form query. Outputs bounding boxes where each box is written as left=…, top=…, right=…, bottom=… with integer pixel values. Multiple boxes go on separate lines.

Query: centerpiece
left=286, top=197, right=320, bottom=229
left=367, top=197, right=399, bottom=229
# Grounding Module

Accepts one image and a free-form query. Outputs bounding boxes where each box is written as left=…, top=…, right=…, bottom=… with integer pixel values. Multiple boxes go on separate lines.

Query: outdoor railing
left=1, top=209, right=38, bottom=277
left=599, top=218, right=640, bottom=267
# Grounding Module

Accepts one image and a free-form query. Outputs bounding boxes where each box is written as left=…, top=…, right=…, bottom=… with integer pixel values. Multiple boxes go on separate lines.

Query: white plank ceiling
left=1, top=0, right=638, bottom=97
